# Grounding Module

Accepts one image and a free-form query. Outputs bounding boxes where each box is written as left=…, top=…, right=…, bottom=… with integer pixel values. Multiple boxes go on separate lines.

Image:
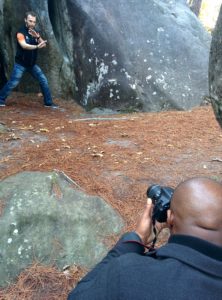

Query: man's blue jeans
left=0, top=63, right=53, bottom=105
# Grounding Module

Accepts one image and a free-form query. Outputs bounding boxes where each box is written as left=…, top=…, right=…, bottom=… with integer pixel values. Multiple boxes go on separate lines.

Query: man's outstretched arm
left=67, top=199, right=154, bottom=299
left=17, top=32, right=47, bottom=50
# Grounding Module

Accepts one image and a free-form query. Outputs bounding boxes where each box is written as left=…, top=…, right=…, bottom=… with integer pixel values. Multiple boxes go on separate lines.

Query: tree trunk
left=188, top=0, right=202, bottom=17
left=209, top=6, right=222, bottom=128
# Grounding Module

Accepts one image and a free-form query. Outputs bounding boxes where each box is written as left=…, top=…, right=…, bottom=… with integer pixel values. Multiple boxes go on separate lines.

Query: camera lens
left=147, top=185, right=162, bottom=203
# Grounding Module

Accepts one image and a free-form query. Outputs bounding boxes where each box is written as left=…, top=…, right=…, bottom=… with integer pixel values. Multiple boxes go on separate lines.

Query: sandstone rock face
left=0, top=171, right=124, bottom=287
left=209, top=6, right=222, bottom=128
left=0, top=0, right=210, bottom=111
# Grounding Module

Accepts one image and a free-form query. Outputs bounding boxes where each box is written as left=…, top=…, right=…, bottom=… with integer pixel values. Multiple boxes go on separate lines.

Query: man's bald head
left=168, top=177, right=222, bottom=246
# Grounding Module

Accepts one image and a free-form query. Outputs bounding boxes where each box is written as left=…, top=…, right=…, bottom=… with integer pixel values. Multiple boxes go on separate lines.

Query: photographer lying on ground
left=68, top=177, right=222, bottom=300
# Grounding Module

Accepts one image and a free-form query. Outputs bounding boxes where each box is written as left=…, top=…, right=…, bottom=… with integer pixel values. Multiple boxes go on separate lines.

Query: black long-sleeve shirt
left=68, top=233, right=222, bottom=300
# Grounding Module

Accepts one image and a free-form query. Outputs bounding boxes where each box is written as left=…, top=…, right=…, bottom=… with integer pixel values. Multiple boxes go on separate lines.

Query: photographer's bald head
left=68, top=177, right=222, bottom=299
left=168, top=177, right=222, bottom=247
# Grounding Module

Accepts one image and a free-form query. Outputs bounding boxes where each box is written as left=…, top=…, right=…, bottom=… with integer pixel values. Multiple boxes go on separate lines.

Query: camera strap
left=149, top=220, right=157, bottom=251
left=123, top=240, right=157, bottom=253
left=123, top=221, right=158, bottom=252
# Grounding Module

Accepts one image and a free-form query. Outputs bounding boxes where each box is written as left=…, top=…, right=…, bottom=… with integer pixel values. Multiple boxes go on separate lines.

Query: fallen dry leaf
left=39, top=128, right=49, bottom=132
left=6, top=133, right=21, bottom=141
left=92, top=153, right=104, bottom=157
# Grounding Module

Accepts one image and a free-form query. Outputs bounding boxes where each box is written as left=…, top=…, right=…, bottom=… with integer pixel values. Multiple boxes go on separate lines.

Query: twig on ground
left=73, top=117, right=136, bottom=122
left=211, top=158, right=222, bottom=163
left=53, top=169, right=83, bottom=191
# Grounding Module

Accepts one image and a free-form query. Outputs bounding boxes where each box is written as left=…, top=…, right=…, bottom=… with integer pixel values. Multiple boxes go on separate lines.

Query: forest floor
left=0, top=92, right=222, bottom=299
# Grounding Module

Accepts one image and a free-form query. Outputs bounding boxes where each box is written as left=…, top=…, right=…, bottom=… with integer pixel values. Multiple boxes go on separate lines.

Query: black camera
left=147, top=184, right=174, bottom=223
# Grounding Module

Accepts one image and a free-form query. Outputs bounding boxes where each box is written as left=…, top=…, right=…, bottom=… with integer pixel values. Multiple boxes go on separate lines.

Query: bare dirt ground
left=0, top=93, right=222, bottom=299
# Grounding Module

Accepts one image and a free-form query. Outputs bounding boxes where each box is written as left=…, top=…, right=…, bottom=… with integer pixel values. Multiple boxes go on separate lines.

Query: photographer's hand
left=155, top=221, right=168, bottom=236
left=135, top=198, right=154, bottom=245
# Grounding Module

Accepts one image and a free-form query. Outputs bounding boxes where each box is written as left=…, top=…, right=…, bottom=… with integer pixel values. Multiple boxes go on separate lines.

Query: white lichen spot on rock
left=8, top=238, right=12, bottom=244
left=146, top=75, right=152, bottom=82
left=125, top=72, right=131, bottom=79
left=108, top=79, right=117, bottom=85
left=153, top=91, right=157, bottom=95
left=184, top=85, right=191, bottom=91
left=17, top=200, right=22, bottom=209
left=82, top=61, right=109, bottom=106
left=112, top=60, right=118, bottom=65
left=18, top=245, right=23, bottom=255
left=129, top=84, right=136, bottom=90
left=63, top=56, right=69, bottom=63
left=157, top=27, right=165, bottom=32
left=13, top=229, right=19, bottom=236
left=97, top=62, right=109, bottom=82
left=156, top=75, right=168, bottom=89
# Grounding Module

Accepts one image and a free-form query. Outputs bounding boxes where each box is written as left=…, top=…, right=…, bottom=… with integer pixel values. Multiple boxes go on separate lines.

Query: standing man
left=0, top=11, right=58, bottom=108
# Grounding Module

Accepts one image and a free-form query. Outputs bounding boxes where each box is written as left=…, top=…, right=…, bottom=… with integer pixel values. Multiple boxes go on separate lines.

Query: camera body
left=147, top=184, right=174, bottom=223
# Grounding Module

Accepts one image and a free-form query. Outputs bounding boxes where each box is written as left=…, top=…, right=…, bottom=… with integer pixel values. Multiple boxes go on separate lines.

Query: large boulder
left=209, top=5, right=222, bottom=128
left=0, top=0, right=210, bottom=111
left=0, top=171, right=124, bottom=287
